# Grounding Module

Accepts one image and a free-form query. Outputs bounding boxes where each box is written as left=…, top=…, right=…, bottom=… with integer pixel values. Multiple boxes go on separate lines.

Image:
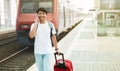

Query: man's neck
left=40, top=20, right=46, bottom=24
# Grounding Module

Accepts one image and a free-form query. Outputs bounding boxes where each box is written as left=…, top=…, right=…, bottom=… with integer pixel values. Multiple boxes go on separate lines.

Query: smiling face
left=37, top=11, right=47, bottom=22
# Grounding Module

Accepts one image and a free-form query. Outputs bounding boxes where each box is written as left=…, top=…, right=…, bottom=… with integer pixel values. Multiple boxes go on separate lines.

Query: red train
left=16, top=0, right=85, bottom=46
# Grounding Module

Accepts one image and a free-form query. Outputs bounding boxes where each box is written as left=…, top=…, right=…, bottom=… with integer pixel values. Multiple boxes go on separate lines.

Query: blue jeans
left=35, top=54, right=53, bottom=71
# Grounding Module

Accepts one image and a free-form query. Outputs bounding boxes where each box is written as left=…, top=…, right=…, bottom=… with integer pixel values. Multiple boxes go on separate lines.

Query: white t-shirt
left=30, top=21, right=56, bottom=54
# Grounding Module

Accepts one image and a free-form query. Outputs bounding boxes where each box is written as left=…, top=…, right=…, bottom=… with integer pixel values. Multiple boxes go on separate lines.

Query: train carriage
left=16, top=0, right=84, bottom=46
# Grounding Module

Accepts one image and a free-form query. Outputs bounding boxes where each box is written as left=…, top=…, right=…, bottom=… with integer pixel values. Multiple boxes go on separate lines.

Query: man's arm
left=52, top=34, right=59, bottom=51
left=29, top=17, right=39, bottom=39
left=29, top=23, right=38, bottom=39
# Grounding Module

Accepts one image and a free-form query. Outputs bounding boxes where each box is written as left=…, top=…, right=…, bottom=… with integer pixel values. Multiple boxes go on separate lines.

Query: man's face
left=37, top=11, right=47, bottom=21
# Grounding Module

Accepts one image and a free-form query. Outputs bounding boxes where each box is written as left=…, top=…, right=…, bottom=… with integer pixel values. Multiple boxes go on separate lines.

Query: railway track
left=0, top=47, right=34, bottom=71
left=0, top=32, right=17, bottom=46
left=0, top=32, right=34, bottom=71
left=0, top=20, right=82, bottom=71
left=0, top=31, right=34, bottom=71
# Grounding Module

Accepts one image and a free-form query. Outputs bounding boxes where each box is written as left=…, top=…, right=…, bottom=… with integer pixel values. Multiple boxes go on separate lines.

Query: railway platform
left=0, top=26, right=15, bottom=35
left=27, top=17, right=120, bottom=71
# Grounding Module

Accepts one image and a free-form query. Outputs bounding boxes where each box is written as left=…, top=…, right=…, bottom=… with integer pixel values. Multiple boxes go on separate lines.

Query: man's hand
left=35, top=17, right=39, bottom=25
left=55, top=48, right=61, bottom=55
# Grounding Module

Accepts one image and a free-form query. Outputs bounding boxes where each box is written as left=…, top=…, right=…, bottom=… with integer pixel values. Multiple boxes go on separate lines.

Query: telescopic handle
left=54, top=52, right=65, bottom=65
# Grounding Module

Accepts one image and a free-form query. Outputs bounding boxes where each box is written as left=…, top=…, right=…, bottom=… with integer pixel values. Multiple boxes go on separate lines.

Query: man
left=29, top=7, right=60, bottom=71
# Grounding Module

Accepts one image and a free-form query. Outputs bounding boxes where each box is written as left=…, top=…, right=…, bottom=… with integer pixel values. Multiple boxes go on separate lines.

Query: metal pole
left=69, top=8, right=71, bottom=26
left=63, top=6, right=66, bottom=27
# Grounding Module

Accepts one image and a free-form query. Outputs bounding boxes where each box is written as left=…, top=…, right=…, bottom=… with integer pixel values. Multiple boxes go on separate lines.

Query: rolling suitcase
left=54, top=53, right=73, bottom=71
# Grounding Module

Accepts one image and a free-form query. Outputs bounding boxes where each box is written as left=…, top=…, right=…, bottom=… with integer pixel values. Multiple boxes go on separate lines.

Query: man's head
left=36, top=7, right=47, bottom=21
left=37, top=7, right=47, bottom=14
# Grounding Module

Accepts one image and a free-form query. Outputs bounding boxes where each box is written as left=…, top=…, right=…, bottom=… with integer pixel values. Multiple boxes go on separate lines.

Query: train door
left=57, top=0, right=66, bottom=33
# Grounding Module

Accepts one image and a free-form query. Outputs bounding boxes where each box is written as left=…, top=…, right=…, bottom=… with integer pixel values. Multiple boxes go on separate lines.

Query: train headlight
left=20, top=24, right=30, bottom=30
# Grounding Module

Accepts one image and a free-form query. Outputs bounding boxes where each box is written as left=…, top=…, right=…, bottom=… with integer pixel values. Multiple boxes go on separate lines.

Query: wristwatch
left=55, top=48, right=58, bottom=51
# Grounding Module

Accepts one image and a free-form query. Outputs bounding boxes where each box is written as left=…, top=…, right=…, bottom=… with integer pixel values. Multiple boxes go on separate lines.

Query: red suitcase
left=54, top=53, right=73, bottom=71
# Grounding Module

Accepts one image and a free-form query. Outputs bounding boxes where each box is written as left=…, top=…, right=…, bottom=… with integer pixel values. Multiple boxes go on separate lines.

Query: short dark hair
left=37, top=7, right=47, bottom=14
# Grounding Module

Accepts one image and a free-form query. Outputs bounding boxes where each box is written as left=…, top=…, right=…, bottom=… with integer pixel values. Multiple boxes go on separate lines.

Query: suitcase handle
left=54, top=52, right=65, bottom=66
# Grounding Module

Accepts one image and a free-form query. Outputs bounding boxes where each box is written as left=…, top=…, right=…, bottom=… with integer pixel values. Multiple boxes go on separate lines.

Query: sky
left=69, top=0, right=95, bottom=9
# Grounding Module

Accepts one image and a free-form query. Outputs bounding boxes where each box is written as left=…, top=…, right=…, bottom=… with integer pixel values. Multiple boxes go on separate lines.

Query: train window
left=21, top=0, right=53, bottom=14
left=38, top=0, right=53, bottom=13
left=21, top=0, right=36, bottom=13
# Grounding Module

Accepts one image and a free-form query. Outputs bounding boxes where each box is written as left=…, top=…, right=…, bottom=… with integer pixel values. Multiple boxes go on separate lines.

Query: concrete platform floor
left=27, top=17, right=120, bottom=71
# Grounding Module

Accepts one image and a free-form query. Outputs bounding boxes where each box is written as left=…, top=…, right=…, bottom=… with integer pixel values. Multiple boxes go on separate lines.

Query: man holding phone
left=29, top=7, right=60, bottom=71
